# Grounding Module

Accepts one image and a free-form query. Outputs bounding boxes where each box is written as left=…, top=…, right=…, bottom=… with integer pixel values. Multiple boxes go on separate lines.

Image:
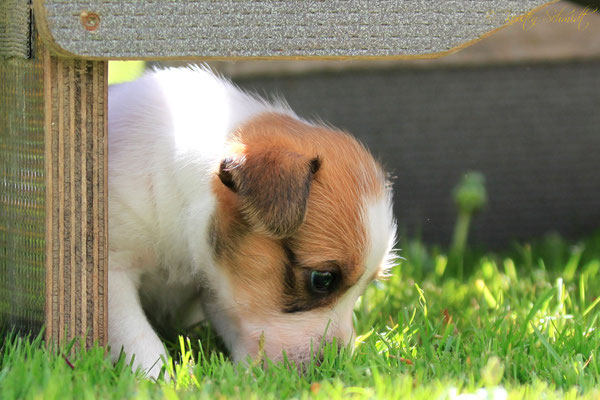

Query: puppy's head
left=207, top=113, right=396, bottom=364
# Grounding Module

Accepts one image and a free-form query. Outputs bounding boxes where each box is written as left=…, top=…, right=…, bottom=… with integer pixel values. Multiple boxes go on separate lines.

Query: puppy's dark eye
left=310, top=271, right=337, bottom=294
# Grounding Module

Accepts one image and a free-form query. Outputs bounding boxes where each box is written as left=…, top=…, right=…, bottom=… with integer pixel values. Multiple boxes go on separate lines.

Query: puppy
left=108, top=67, right=396, bottom=378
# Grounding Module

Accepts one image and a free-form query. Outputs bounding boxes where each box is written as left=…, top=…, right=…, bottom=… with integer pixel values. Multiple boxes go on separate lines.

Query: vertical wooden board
left=43, top=46, right=108, bottom=348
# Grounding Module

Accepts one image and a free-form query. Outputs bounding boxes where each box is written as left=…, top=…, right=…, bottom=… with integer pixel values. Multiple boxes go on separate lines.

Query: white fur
left=108, top=67, right=396, bottom=377
left=329, top=193, right=397, bottom=344
left=108, top=67, right=294, bottom=377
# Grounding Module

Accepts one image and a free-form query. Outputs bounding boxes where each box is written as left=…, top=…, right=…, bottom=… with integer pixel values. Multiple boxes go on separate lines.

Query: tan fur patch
left=210, top=113, right=386, bottom=318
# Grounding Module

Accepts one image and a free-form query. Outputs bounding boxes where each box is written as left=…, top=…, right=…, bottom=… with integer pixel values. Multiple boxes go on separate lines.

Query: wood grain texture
left=43, top=46, right=108, bottom=348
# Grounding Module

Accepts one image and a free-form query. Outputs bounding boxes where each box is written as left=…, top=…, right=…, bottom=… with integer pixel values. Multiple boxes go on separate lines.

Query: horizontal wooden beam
left=33, top=0, right=554, bottom=59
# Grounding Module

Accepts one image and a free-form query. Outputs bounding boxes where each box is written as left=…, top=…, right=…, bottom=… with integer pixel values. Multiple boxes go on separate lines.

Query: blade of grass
left=532, top=325, right=561, bottom=364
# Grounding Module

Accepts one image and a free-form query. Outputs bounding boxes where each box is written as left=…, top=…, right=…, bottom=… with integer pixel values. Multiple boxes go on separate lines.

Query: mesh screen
left=0, top=47, right=45, bottom=335
left=0, top=0, right=31, bottom=59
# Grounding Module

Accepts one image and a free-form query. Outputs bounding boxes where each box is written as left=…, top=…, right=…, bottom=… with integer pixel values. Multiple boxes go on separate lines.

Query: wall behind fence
left=234, top=60, right=600, bottom=247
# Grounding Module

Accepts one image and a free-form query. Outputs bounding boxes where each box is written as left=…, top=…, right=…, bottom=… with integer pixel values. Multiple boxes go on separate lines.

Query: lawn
left=1, top=228, right=599, bottom=399
left=3, top=65, right=600, bottom=397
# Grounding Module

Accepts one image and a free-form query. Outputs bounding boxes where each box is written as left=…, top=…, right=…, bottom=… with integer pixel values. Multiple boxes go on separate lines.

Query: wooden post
left=43, top=47, right=108, bottom=348
left=1, top=2, right=108, bottom=349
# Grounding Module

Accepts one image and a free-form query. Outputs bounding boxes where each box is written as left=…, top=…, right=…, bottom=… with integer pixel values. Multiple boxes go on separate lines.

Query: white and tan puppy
left=108, top=67, right=396, bottom=378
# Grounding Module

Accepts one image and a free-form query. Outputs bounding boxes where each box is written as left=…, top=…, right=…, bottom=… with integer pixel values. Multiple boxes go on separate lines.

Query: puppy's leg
left=108, top=267, right=166, bottom=379
left=180, top=294, right=206, bottom=330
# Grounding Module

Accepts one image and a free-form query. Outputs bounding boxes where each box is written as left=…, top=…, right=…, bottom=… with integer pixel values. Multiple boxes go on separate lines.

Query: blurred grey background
left=150, top=1, right=600, bottom=247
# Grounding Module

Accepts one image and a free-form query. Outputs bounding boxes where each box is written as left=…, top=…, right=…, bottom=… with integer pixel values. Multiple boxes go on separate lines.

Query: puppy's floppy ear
left=218, top=150, right=320, bottom=238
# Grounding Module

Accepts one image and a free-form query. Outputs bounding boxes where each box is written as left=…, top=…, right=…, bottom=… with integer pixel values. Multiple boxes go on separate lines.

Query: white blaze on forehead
left=330, top=191, right=397, bottom=334
left=364, top=190, right=397, bottom=278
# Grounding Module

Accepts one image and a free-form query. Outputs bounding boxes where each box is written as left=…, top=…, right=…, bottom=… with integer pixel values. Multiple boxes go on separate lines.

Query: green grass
left=108, top=61, right=146, bottom=85
left=2, top=231, right=600, bottom=399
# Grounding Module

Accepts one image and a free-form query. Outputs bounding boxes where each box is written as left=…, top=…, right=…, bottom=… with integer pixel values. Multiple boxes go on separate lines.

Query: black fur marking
left=281, top=242, right=343, bottom=314
left=283, top=242, right=299, bottom=267
left=283, top=302, right=308, bottom=314
left=309, top=157, right=321, bottom=175
left=218, top=158, right=237, bottom=192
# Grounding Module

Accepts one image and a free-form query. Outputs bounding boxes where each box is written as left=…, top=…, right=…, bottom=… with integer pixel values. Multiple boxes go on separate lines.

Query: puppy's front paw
left=131, top=334, right=167, bottom=380
left=108, top=267, right=169, bottom=380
